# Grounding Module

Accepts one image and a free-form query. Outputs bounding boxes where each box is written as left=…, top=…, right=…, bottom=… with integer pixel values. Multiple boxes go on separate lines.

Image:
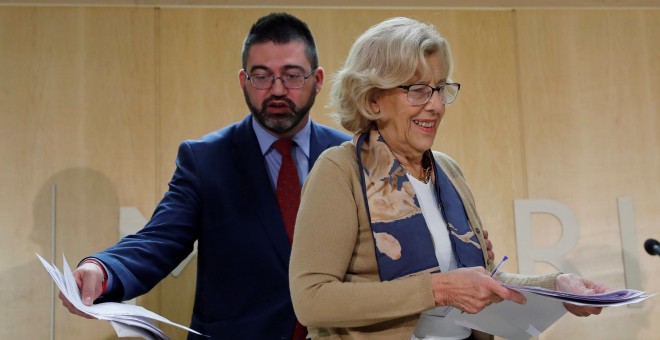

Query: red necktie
left=272, top=139, right=307, bottom=340
left=273, top=139, right=301, bottom=245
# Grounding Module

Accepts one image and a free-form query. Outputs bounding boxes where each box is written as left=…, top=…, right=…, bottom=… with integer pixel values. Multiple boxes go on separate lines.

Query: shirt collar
left=252, top=115, right=311, bottom=158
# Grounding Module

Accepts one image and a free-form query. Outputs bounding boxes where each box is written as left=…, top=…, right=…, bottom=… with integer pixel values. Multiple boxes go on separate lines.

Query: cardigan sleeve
left=289, top=146, right=436, bottom=328
left=498, top=272, right=561, bottom=290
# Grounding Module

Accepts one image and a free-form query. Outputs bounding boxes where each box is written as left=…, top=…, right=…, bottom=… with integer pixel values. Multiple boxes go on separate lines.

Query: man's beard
left=245, top=89, right=316, bottom=135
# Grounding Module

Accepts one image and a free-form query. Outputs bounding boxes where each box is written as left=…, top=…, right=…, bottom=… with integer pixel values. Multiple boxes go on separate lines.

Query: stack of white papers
left=503, top=284, right=652, bottom=307
left=446, top=290, right=567, bottom=340
left=446, top=283, right=653, bottom=340
left=37, top=253, right=205, bottom=340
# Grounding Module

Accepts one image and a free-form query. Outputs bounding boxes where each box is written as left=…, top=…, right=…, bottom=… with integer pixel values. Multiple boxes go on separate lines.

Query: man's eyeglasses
left=397, top=83, right=461, bottom=106
left=245, top=69, right=316, bottom=90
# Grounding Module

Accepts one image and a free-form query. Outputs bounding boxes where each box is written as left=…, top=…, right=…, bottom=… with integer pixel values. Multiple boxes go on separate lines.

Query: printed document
left=37, top=253, right=205, bottom=340
left=446, top=283, right=652, bottom=340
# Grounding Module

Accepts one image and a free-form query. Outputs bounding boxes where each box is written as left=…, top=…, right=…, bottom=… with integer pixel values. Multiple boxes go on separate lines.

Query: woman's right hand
left=431, top=267, right=527, bottom=314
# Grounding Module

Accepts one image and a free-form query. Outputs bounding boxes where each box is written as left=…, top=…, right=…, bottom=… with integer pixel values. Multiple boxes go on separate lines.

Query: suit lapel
left=308, top=121, right=331, bottom=171
left=233, top=116, right=291, bottom=267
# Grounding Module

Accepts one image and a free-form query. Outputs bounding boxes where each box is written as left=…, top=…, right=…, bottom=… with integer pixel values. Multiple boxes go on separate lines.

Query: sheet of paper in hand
left=36, top=253, right=206, bottom=340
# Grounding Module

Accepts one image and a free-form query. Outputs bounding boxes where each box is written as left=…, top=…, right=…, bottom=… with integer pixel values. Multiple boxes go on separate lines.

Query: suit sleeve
left=93, top=141, right=201, bottom=301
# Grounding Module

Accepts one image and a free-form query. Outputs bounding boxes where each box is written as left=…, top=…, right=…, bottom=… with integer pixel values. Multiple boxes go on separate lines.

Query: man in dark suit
left=59, top=12, right=350, bottom=339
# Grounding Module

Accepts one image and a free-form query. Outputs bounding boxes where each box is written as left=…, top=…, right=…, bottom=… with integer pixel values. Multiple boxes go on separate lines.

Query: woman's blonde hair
left=329, top=17, right=453, bottom=133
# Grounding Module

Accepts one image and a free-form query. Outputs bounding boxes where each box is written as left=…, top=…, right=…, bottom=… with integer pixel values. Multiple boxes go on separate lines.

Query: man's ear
left=313, top=67, right=324, bottom=93
left=238, top=69, right=247, bottom=93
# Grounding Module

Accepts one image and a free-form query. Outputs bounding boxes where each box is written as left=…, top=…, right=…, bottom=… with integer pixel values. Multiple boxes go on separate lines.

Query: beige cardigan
left=289, top=142, right=559, bottom=339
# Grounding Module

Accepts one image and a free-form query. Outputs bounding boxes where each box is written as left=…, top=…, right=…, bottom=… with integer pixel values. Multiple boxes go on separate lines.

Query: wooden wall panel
left=2, top=5, right=658, bottom=340
left=0, top=6, right=157, bottom=339
left=516, top=9, right=660, bottom=339
left=3, top=0, right=660, bottom=8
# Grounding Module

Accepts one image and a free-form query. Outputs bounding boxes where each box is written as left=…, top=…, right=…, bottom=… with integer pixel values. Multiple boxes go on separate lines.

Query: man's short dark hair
left=242, top=12, right=319, bottom=70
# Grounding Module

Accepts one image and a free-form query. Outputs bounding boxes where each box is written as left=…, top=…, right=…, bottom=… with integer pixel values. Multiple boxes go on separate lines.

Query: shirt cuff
left=79, top=257, right=114, bottom=295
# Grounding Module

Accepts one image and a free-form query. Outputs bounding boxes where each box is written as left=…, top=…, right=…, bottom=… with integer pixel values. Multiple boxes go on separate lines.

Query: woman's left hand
left=556, top=273, right=611, bottom=317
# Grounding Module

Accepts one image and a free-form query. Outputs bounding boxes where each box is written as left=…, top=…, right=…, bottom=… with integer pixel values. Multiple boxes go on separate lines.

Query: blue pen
left=490, top=256, right=508, bottom=277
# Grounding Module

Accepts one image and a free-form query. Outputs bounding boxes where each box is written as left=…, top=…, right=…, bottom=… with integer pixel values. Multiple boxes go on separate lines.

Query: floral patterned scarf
left=355, top=129, right=485, bottom=281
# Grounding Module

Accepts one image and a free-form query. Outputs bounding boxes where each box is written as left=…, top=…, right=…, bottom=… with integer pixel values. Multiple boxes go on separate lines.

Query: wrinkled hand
left=482, top=229, right=494, bottom=262
left=58, top=262, right=105, bottom=319
left=556, top=273, right=611, bottom=317
left=431, top=267, right=527, bottom=314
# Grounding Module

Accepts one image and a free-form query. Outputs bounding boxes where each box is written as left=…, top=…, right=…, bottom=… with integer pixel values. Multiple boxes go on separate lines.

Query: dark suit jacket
left=94, top=115, right=350, bottom=339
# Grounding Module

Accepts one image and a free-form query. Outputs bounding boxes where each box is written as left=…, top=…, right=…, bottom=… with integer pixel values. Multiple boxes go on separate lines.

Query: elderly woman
left=289, top=17, right=607, bottom=339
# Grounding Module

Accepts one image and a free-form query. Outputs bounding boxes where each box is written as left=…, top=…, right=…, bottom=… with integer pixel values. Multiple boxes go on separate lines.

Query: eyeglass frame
left=397, top=82, right=461, bottom=106
left=244, top=69, right=317, bottom=90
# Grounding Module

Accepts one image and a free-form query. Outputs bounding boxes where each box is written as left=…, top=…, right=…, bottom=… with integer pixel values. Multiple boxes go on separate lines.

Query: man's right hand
left=58, top=261, right=105, bottom=319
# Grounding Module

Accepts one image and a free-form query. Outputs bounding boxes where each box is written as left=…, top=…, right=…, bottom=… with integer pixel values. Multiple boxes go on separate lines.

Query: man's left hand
left=482, top=229, right=494, bottom=262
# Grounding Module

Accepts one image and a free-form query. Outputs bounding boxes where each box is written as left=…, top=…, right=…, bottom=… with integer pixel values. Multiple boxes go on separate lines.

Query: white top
left=407, top=175, right=471, bottom=340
